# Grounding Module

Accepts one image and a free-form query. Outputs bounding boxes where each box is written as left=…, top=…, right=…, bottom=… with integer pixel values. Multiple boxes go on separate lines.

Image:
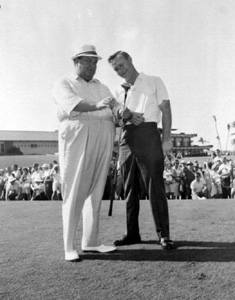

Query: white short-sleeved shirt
left=115, top=72, right=169, bottom=124
left=53, top=74, right=113, bottom=121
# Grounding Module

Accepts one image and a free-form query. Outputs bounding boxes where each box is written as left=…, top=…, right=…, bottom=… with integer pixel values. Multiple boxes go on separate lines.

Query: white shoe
left=82, top=244, right=117, bottom=253
left=65, top=250, right=80, bottom=261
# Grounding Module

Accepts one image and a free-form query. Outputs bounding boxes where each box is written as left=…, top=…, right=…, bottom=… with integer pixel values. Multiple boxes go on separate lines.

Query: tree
left=198, top=137, right=209, bottom=144
left=231, top=122, right=235, bottom=147
left=5, top=146, right=23, bottom=156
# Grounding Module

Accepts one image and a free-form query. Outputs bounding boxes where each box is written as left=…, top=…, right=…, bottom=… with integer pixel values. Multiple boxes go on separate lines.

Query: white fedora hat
left=71, top=44, right=102, bottom=61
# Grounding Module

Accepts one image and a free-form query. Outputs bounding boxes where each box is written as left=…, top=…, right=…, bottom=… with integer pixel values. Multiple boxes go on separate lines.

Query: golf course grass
left=1, top=199, right=235, bottom=299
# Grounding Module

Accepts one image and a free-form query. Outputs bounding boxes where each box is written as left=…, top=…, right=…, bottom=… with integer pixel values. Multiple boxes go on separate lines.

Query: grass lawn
left=1, top=199, right=235, bottom=300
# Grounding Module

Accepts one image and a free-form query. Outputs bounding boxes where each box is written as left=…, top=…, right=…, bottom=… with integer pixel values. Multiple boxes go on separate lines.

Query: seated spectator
left=19, top=167, right=32, bottom=200
left=5, top=175, right=21, bottom=201
left=31, top=176, right=48, bottom=201
left=51, top=165, right=62, bottom=200
left=190, top=172, right=207, bottom=200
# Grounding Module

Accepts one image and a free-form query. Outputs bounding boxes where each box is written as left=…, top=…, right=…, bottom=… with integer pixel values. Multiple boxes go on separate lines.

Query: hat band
left=76, top=51, right=98, bottom=56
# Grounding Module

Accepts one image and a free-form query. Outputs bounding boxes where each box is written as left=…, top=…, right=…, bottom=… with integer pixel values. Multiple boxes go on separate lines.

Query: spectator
left=31, top=163, right=44, bottom=184
left=163, top=163, right=175, bottom=199
left=42, top=163, right=53, bottom=200
left=181, top=160, right=195, bottom=199
left=5, top=175, right=21, bottom=201
left=51, top=165, right=62, bottom=200
left=11, top=164, right=21, bottom=180
left=0, top=169, right=5, bottom=200
left=171, top=159, right=182, bottom=199
left=19, top=167, right=32, bottom=200
left=213, top=149, right=223, bottom=164
left=218, top=157, right=232, bottom=198
left=231, top=168, right=235, bottom=199
left=31, top=176, right=48, bottom=201
left=203, top=162, right=213, bottom=198
left=190, top=172, right=207, bottom=200
left=210, top=161, right=223, bottom=198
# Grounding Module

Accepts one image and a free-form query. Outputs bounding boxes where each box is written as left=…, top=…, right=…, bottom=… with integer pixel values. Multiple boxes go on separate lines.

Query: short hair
left=73, top=57, right=82, bottom=65
left=108, top=51, right=131, bottom=64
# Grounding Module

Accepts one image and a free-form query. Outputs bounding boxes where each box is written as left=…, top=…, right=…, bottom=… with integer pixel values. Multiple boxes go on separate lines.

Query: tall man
left=53, top=45, right=117, bottom=262
left=108, top=51, right=176, bottom=250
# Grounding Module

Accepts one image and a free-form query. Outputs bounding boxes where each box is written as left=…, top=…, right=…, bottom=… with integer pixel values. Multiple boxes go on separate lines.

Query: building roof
left=0, top=130, right=58, bottom=141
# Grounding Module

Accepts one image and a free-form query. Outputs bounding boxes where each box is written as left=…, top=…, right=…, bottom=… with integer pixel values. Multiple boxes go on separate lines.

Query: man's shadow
left=81, top=240, right=235, bottom=262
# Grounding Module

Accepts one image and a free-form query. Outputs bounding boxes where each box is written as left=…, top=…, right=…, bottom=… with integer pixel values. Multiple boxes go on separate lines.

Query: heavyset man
left=108, top=51, right=177, bottom=249
left=53, top=45, right=117, bottom=262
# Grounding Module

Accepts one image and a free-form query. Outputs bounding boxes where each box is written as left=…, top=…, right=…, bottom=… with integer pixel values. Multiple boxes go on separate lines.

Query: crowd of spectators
left=0, top=161, right=62, bottom=201
left=1, top=149, right=235, bottom=201
left=163, top=149, right=235, bottom=200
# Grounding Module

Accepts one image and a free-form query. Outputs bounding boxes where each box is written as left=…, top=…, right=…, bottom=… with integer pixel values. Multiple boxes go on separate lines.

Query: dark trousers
left=119, top=122, right=170, bottom=239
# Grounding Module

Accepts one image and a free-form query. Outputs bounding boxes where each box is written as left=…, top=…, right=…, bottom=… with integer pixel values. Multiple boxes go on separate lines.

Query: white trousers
left=59, top=116, right=115, bottom=260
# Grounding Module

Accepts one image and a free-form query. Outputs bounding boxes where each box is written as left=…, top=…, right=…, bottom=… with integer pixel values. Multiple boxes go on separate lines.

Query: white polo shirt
left=115, top=72, right=169, bottom=124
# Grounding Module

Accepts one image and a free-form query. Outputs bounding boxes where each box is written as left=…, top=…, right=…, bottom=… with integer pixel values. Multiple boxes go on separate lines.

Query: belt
left=123, top=122, right=158, bottom=130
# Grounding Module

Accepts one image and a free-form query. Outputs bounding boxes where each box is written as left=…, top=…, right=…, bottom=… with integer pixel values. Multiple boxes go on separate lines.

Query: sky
left=1, top=0, right=235, bottom=150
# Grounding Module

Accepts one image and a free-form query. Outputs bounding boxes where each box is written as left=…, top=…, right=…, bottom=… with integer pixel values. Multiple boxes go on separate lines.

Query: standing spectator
left=11, top=164, right=21, bottom=180
left=0, top=169, right=5, bottom=200
left=203, top=162, right=213, bottom=198
left=218, top=157, right=232, bottom=198
left=42, top=163, right=53, bottom=200
left=51, top=165, right=62, bottom=200
left=231, top=168, right=235, bottom=199
left=163, top=163, right=175, bottom=199
left=19, top=167, right=32, bottom=200
left=213, top=149, right=223, bottom=164
left=53, top=44, right=117, bottom=262
left=181, top=161, right=195, bottom=199
left=108, top=50, right=176, bottom=250
left=171, top=159, right=182, bottom=199
left=31, top=163, right=44, bottom=183
left=211, top=161, right=222, bottom=198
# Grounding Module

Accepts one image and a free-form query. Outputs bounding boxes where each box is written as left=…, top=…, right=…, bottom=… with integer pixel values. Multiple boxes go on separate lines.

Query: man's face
left=110, top=54, right=133, bottom=81
left=75, top=56, right=98, bottom=81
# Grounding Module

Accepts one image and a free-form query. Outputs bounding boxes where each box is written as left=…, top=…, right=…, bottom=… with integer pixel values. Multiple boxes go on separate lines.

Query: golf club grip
left=108, top=171, right=117, bottom=216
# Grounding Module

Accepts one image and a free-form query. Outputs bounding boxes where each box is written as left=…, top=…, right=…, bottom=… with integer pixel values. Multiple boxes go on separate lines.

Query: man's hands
left=162, top=140, right=173, bottom=157
left=97, top=97, right=119, bottom=110
left=118, top=107, right=145, bottom=125
left=129, top=112, right=145, bottom=125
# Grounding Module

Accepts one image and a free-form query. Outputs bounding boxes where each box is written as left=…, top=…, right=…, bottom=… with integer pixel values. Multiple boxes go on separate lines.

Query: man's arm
left=53, top=78, right=114, bottom=114
left=159, top=100, right=173, bottom=156
left=73, top=97, right=114, bottom=112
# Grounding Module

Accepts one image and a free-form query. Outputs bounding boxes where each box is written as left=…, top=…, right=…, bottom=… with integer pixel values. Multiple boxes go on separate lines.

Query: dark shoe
left=113, top=234, right=141, bottom=246
left=159, top=238, right=177, bottom=250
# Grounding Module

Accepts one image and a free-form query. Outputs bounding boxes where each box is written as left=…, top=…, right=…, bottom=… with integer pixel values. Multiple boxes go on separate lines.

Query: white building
left=0, top=130, right=58, bottom=155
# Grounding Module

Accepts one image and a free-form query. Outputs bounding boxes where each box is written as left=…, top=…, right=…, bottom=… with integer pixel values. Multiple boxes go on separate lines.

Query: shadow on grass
left=81, top=240, right=235, bottom=262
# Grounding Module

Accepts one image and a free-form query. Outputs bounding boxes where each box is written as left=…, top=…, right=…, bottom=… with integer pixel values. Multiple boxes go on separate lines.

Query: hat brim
left=72, top=54, right=102, bottom=60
